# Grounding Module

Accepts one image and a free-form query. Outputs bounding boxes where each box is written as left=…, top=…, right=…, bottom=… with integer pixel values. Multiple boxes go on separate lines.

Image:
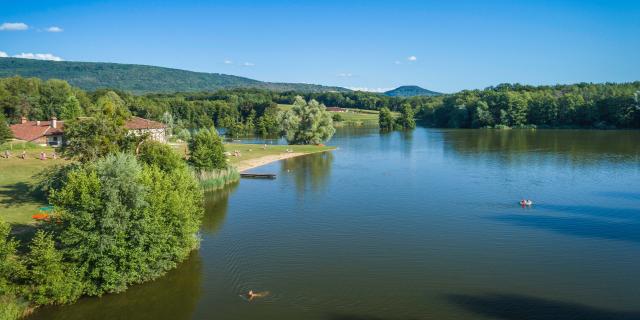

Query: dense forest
left=1, top=76, right=639, bottom=132
left=0, top=58, right=348, bottom=94
left=384, top=85, right=441, bottom=97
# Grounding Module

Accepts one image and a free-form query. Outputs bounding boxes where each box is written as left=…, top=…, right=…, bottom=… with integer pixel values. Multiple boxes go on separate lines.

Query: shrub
left=188, top=127, right=226, bottom=171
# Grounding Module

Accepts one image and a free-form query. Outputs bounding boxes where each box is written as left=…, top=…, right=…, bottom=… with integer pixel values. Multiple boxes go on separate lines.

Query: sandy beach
left=235, top=152, right=306, bottom=172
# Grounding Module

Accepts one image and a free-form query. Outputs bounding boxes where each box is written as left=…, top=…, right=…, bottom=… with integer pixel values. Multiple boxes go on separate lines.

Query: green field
left=278, top=104, right=395, bottom=127
left=0, top=143, right=64, bottom=226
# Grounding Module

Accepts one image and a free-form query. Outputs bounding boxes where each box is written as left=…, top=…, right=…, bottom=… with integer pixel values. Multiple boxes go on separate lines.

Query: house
left=124, top=116, right=168, bottom=142
left=10, top=116, right=167, bottom=146
left=326, top=107, right=347, bottom=112
left=10, top=116, right=65, bottom=147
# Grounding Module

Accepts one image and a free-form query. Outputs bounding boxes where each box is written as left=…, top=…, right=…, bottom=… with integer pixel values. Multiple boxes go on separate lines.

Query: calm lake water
left=32, top=128, right=640, bottom=320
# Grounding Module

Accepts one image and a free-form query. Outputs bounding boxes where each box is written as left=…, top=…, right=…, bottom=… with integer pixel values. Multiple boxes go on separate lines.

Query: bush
left=332, top=113, right=343, bottom=122
left=188, top=127, right=226, bottom=171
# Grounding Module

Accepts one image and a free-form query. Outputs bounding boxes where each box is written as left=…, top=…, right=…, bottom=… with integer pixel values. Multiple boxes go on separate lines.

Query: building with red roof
left=10, top=116, right=65, bottom=147
left=10, top=116, right=167, bottom=146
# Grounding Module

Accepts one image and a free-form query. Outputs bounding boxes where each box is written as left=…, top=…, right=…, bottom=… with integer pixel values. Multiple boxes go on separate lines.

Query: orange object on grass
left=32, top=213, right=50, bottom=221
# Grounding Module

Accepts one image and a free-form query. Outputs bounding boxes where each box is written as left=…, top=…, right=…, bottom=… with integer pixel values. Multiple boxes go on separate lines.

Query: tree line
left=1, top=76, right=639, bottom=133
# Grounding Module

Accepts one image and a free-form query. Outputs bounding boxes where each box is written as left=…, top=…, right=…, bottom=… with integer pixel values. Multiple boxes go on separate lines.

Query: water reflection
left=442, top=129, right=640, bottom=165
left=280, top=151, right=334, bottom=194
left=30, top=252, right=203, bottom=320
left=399, top=130, right=414, bottom=157
left=201, top=183, right=238, bottom=234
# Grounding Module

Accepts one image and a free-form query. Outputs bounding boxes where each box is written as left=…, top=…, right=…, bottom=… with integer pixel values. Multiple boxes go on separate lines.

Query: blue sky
left=1, top=0, right=639, bottom=93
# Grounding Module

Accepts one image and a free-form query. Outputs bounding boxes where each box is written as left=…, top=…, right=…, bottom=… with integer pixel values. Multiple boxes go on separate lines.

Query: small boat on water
left=519, top=200, right=533, bottom=207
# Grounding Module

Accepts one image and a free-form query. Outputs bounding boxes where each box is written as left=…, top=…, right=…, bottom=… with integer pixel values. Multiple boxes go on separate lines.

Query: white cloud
left=394, top=60, right=402, bottom=65
left=242, top=62, right=255, bottom=67
left=0, top=51, right=8, bottom=58
left=407, top=55, right=417, bottom=61
left=0, top=22, right=29, bottom=31
left=46, top=26, right=63, bottom=32
left=337, top=72, right=353, bottom=77
left=13, top=53, right=63, bottom=61
left=348, top=87, right=393, bottom=93
left=223, top=59, right=233, bottom=64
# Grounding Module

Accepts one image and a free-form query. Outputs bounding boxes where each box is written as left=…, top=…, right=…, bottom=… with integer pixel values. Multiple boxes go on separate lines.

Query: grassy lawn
left=0, top=143, right=65, bottom=226
left=278, top=104, right=391, bottom=127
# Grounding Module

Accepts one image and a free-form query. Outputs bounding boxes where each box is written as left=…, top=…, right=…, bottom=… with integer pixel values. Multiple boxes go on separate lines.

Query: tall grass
left=0, top=296, right=31, bottom=320
left=194, top=166, right=240, bottom=191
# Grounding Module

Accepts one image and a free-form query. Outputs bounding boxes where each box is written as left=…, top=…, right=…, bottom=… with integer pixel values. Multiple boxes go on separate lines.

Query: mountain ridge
left=0, top=58, right=349, bottom=94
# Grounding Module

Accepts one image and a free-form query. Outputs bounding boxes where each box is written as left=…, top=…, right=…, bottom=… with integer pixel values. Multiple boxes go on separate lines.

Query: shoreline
left=234, top=149, right=334, bottom=172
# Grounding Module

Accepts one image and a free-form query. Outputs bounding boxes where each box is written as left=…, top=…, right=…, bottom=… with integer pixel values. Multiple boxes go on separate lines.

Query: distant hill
left=384, top=85, right=441, bottom=97
left=0, top=58, right=349, bottom=94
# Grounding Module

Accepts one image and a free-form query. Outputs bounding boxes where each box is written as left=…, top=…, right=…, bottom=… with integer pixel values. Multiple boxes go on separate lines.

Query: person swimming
left=244, top=290, right=269, bottom=301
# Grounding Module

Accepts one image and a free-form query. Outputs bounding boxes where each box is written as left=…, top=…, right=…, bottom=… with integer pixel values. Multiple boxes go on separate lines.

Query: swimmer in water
left=245, top=290, right=269, bottom=301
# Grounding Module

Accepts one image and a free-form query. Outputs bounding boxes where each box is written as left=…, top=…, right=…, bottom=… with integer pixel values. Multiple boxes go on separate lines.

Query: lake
left=31, top=128, right=640, bottom=320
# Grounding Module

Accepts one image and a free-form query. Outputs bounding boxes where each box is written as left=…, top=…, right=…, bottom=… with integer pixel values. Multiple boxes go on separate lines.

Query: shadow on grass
left=0, top=182, right=44, bottom=207
left=447, top=293, right=640, bottom=320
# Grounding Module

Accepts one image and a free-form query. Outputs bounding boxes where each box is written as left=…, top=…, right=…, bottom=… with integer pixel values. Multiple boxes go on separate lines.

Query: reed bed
left=194, top=166, right=240, bottom=191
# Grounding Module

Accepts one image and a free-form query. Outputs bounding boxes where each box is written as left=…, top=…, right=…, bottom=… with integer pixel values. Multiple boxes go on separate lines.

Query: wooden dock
left=240, top=173, right=276, bottom=179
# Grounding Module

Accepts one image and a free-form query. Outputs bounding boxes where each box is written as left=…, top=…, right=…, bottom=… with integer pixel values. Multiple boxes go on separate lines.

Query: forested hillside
left=0, top=58, right=348, bottom=94
left=384, top=85, right=441, bottom=97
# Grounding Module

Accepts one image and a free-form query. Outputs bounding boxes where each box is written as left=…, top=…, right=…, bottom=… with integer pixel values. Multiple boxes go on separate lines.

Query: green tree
left=471, top=101, right=494, bottom=128
left=0, top=113, right=13, bottom=144
left=398, top=103, right=416, bottom=129
left=378, top=107, right=395, bottom=131
left=137, top=141, right=185, bottom=172
left=50, top=153, right=203, bottom=296
left=279, top=97, right=335, bottom=145
left=188, top=127, right=226, bottom=170
left=176, top=128, right=191, bottom=142
left=62, top=116, right=127, bottom=162
left=23, top=231, right=83, bottom=305
left=60, top=95, right=83, bottom=120
left=0, top=219, right=22, bottom=297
